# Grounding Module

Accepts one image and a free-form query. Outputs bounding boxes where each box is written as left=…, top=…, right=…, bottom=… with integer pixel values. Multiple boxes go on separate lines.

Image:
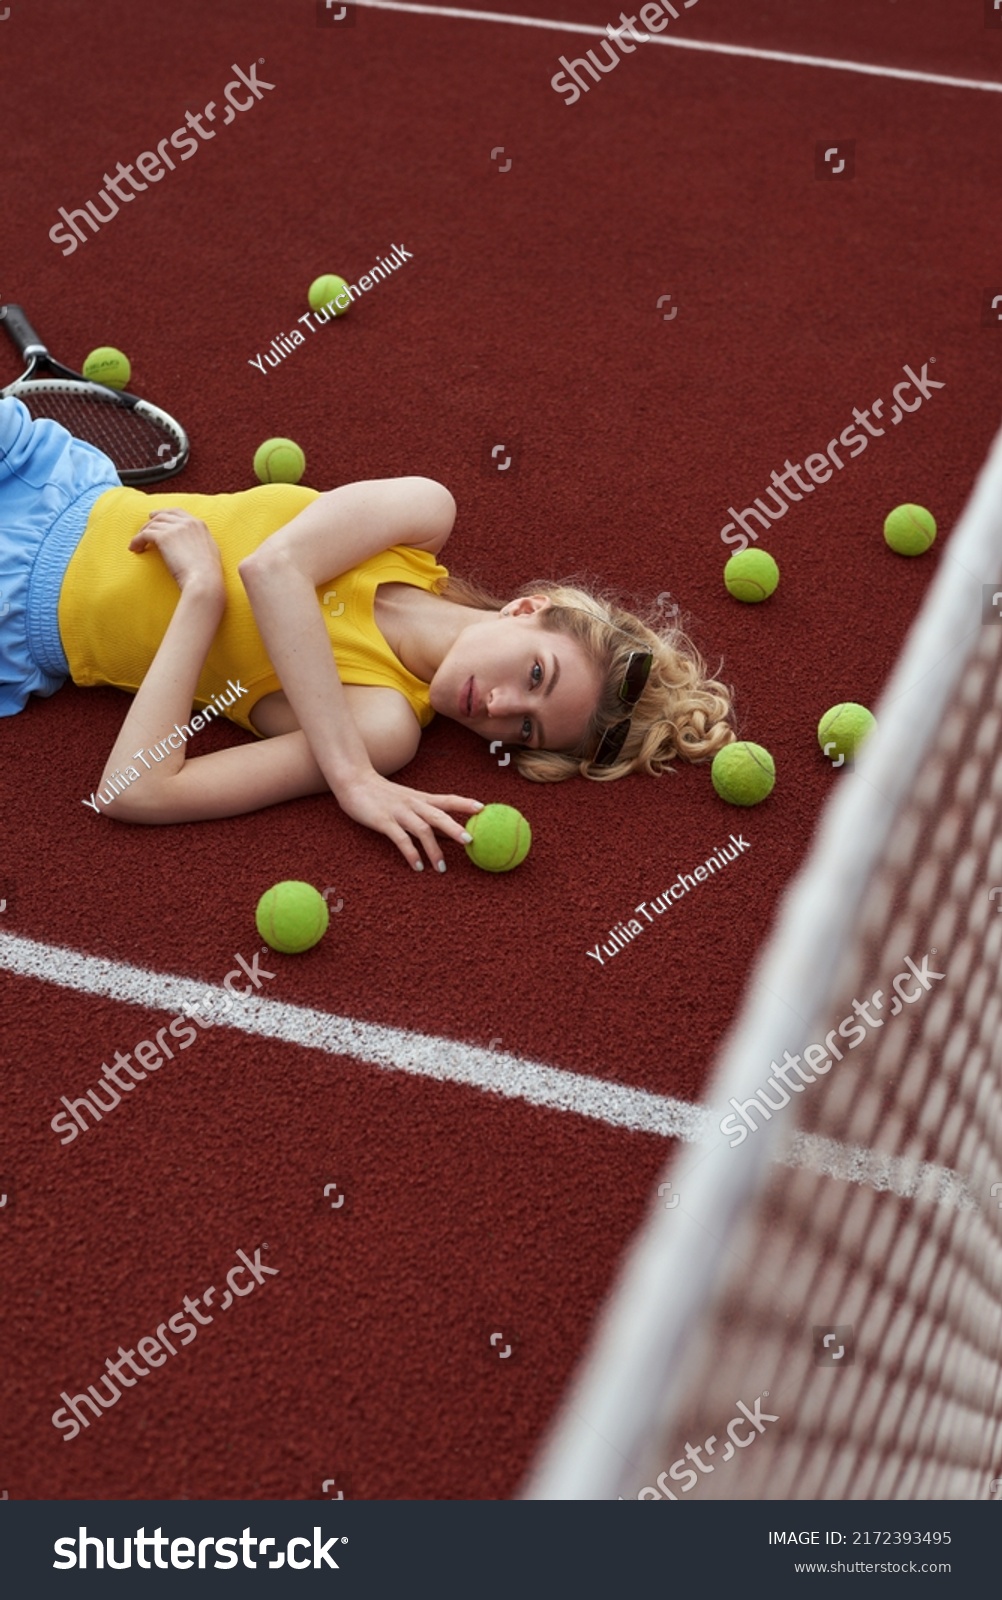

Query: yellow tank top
left=58, top=484, right=450, bottom=735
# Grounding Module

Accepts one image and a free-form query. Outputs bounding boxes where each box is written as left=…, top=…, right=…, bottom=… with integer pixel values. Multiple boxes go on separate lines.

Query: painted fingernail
left=437, top=860, right=447, bottom=873
left=413, top=860, right=424, bottom=871
left=460, top=831, right=473, bottom=844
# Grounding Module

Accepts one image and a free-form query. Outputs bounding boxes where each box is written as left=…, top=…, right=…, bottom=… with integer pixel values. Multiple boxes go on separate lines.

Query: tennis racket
left=0, top=303, right=189, bottom=484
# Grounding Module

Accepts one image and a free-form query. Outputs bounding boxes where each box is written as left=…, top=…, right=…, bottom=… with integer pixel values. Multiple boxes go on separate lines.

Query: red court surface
left=2, top=0, right=1001, bottom=1500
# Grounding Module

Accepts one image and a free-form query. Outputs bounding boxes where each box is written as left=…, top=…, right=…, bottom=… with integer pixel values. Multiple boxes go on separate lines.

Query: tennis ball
left=817, top=703, right=876, bottom=762
left=884, top=504, right=936, bottom=556
left=254, top=437, right=306, bottom=484
left=724, top=549, right=779, bottom=603
left=464, top=803, right=532, bottom=872
left=308, top=274, right=350, bottom=316
left=255, top=880, right=329, bottom=953
left=83, top=346, right=131, bottom=390
left=711, top=741, right=775, bottom=806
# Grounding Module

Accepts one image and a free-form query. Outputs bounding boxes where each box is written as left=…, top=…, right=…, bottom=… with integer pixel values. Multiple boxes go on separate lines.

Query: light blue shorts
left=0, top=395, right=123, bottom=717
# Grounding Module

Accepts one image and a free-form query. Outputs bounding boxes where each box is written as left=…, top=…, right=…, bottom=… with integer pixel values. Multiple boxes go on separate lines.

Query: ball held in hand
left=254, top=437, right=306, bottom=484
left=724, top=549, right=779, bottom=602
left=308, top=274, right=350, bottom=316
left=884, top=504, right=936, bottom=556
left=711, top=741, right=776, bottom=806
left=83, top=346, right=131, bottom=390
left=255, top=880, right=330, bottom=953
left=817, top=702, right=876, bottom=762
left=464, top=803, right=532, bottom=872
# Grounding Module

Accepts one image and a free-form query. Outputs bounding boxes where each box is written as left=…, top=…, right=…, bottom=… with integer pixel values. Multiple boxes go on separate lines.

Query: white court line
left=350, top=0, right=1002, bottom=95
left=0, top=931, right=977, bottom=1209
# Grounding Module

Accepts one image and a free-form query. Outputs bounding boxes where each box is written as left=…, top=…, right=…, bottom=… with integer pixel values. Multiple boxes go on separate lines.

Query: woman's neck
left=377, top=584, right=489, bottom=683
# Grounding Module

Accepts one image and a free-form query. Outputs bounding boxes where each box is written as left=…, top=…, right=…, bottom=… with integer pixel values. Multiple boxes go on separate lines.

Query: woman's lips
left=462, top=676, right=481, bottom=718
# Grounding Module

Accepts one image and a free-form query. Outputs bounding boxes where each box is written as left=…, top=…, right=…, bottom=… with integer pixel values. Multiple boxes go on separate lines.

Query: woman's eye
left=521, top=717, right=532, bottom=741
left=530, top=661, right=543, bottom=687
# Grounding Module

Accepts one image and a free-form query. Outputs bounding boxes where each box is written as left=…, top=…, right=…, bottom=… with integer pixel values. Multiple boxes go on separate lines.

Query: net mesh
left=524, top=426, right=1002, bottom=1503
left=634, top=624, right=1002, bottom=1500
left=8, top=381, right=186, bottom=480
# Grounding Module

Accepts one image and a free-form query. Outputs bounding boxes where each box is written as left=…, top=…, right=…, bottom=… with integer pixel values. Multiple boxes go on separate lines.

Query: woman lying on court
left=1, top=396, right=735, bottom=872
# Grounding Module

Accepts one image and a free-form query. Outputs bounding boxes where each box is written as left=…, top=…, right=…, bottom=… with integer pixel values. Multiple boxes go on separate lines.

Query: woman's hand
left=130, top=509, right=224, bottom=596
left=335, top=768, right=484, bottom=872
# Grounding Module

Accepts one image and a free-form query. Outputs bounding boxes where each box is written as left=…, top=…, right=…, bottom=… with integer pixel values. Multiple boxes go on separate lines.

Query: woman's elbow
left=405, top=477, right=456, bottom=543
left=94, top=785, right=170, bottom=826
left=237, top=549, right=270, bottom=591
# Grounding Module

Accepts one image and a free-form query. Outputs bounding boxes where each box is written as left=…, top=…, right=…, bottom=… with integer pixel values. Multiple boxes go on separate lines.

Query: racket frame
left=0, top=303, right=190, bottom=483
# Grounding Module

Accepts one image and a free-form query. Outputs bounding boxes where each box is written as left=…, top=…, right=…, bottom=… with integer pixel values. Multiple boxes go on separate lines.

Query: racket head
left=0, top=303, right=190, bottom=483
left=2, top=379, right=190, bottom=483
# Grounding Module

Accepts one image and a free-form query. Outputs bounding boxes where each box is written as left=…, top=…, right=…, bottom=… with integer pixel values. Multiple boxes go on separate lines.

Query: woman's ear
left=506, top=594, right=552, bottom=618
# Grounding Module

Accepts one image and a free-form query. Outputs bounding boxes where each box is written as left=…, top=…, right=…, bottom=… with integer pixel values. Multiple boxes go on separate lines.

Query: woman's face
left=429, top=596, right=605, bottom=754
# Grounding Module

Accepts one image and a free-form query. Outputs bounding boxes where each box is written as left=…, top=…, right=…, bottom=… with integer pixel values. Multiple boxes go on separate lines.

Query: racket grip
left=0, top=304, right=47, bottom=357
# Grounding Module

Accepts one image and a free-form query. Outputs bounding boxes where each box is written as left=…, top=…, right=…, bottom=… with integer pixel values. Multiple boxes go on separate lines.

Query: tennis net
left=524, top=421, right=1002, bottom=1502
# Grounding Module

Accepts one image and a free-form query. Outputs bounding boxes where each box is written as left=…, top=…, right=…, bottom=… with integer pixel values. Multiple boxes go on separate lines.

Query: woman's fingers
left=429, top=794, right=486, bottom=814
left=335, top=773, right=486, bottom=874
left=416, top=795, right=485, bottom=848
left=386, top=822, right=427, bottom=873
left=378, top=801, right=455, bottom=872
left=394, top=805, right=448, bottom=871
left=403, top=798, right=486, bottom=868
left=127, top=511, right=223, bottom=589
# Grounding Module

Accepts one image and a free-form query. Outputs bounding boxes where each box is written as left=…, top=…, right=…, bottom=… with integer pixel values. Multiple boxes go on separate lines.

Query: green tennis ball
left=817, top=702, right=876, bottom=762
left=724, top=549, right=779, bottom=603
left=83, top=346, right=131, bottom=390
left=254, top=437, right=306, bottom=484
left=711, top=741, right=775, bottom=806
left=255, top=880, right=329, bottom=953
left=884, top=503, right=936, bottom=556
left=308, top=274, right=350, bottom=316
left=464, top=803, right=531, bottom=872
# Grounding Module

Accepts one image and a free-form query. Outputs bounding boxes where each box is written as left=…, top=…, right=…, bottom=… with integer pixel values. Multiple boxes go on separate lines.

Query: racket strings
left=9, top=383, right=185, bottom=477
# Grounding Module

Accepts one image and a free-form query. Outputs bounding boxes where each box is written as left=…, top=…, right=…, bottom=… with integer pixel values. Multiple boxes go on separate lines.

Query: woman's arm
left=96, top=499, right=483, bottom=867
left=96, top=511, right=426, bottom=826
left=93, top=509, right=227, bottom=803
left=237, top=477, right=484, bottom=871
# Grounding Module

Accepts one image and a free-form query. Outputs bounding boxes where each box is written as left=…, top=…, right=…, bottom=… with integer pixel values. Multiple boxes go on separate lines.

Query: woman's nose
left=487, top=686, right=522, bottom=719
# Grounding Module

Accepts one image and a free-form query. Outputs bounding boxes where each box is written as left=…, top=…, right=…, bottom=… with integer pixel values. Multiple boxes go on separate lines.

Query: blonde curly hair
left=438, top=572, right=737, bottom=783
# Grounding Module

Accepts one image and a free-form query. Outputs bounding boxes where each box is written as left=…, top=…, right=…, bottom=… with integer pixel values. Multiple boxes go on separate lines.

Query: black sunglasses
left=592, top=649, right=653, bottom=767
